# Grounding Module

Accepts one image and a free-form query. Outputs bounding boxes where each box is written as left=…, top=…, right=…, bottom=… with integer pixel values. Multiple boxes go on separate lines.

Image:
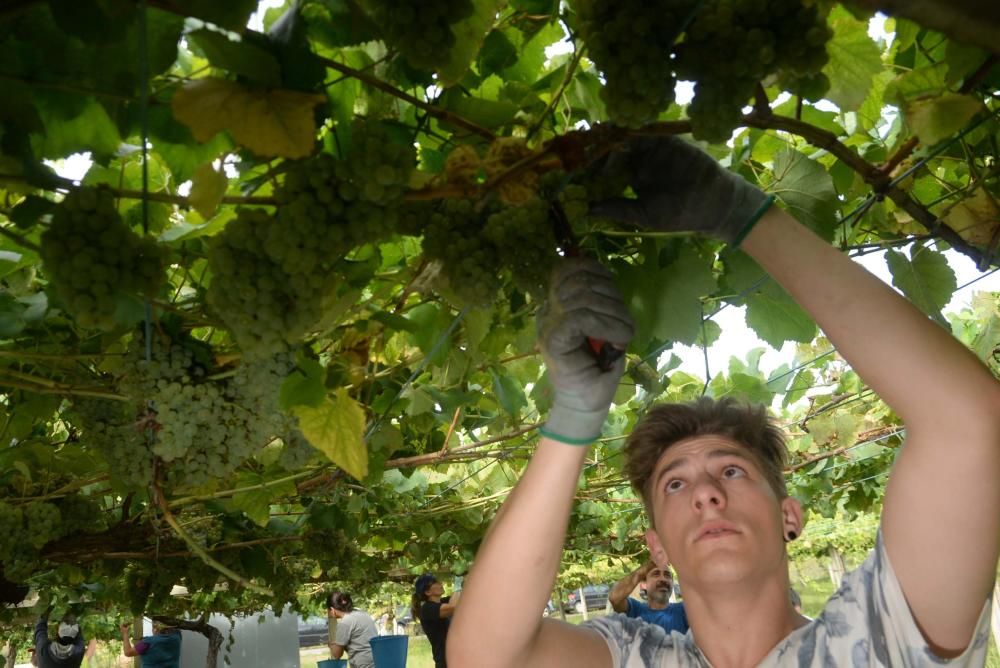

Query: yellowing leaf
left=171, top=78, right=325, bottom=159
left=905, top=93, right=984, bottom=146
left=188, top=163, right=228, bottom=219
left=294, top=389, right=368, bottom=480
left=944, top=189, right=1000, bottom=247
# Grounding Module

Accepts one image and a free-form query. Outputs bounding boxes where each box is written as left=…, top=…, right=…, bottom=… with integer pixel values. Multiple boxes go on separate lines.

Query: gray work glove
left=538, top=258, right=634, bottom=445
left=590, top=135, right=775, bottom=246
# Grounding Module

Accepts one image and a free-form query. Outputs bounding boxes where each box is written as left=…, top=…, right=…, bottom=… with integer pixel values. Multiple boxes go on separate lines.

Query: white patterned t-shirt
left=584, top=532, right=992, bottom=666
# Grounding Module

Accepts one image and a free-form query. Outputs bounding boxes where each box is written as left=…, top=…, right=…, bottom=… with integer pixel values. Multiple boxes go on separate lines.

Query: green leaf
left=822, top=8, right=883, bottom=111
left=618, top=248, right=717, bottom=348
left=279, top=356, right=326, bottom=410
left=768, top=149, right=839, bottom=241
left=169, top=0, right=259, bottom=31
left=0, top=294, right=27, bottom=338
left=294, top=389, right=368, bottom=480
left=305, top=0, right=379, bottom=48
left=490, top=369, right=526, bottom=418
left=904, top=93, right=984, bottom=146
left=437, top=0, right=509, bottom=87
left=32, top=95, right=121, bottom=160
left=231, top=472, right=298, bottom=527
left=9, top=196, right=54, bottom=230
left=744, top=283, right=817, bottom=349
left=188, top=29, right=283, bottom=88
left=783, top=369, right=816, bottom=408
left=440, top=89, right=519, bottom=130
left=885, top=246, right=957, bottom=323
left=884, top=63, right=948, bottom=105
left=479, top=30, right=519, bottom=78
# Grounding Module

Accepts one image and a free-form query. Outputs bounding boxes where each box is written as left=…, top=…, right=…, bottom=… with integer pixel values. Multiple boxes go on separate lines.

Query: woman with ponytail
left=327, top=591, right=377, bottom=668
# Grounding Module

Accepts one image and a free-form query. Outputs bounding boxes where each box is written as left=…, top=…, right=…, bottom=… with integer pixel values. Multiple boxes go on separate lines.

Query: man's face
left=644, top=435, right=800, bottom=593
left=427, top=581, right=444, bottom=597
left=643, top=566, right=673, bottom=605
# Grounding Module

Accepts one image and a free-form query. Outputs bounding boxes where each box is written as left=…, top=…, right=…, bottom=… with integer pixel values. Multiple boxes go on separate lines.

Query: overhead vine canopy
left=0, top=0, right=998, bottom=630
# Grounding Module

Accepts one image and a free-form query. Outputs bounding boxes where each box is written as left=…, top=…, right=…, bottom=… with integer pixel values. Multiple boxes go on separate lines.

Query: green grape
left=24, top=502, right=62, bottom=549
left=420, top=199, right=502, bottom=307
left=277, top=428, right=318, bottom=470
left=211, top=120, right=415, bottom=358
left=485, top=198, right=558, bottom=297
left=571, top=0, right=695, bottom=127
left=367, top=0, right=475, bottom=71
left=672, top=0, right=831, bottom=142
left=39, top=186, right=166, bottom=330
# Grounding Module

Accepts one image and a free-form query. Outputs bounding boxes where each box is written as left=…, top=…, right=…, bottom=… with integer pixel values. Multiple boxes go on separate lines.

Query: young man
left=608, top=560, right=688, bottom=635
left=450, top=136, right=1000, bottom=667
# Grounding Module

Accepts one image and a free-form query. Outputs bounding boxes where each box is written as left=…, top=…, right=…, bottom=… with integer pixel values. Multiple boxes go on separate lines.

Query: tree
left=0, top=0, right=997, bottom=643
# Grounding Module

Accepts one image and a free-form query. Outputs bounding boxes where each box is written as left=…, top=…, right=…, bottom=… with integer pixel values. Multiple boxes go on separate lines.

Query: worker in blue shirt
left=608, top=559, right=688, bottom=635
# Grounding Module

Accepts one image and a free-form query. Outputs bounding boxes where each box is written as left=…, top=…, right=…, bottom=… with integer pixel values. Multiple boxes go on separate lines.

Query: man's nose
left=691, top=475, right=726, bottom=511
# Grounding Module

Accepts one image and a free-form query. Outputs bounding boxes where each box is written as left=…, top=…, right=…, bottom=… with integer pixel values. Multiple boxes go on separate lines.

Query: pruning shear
left=549, top=201, right=626, bottom=373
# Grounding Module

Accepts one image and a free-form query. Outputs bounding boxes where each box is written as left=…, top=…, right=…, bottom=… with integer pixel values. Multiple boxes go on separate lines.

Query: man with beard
left=609, top=560, right=688, bottom=634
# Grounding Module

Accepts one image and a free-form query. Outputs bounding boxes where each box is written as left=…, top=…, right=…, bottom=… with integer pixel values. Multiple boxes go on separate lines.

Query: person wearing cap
left=411, top=573, right=461, bottom=668
left=327, top=591, right=377, bottom=668
left=33, top=611, right=85, bottom=668
left=119, top=620, right=181, bottom=668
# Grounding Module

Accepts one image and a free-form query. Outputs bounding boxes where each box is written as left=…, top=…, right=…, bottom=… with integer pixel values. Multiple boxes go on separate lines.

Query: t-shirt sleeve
left=623, top=598, right=644, bottom=619
left=334, top=616, right=353, bottom=647
left=133, top=640, right=150, bottom=655
left=788, top=530, right=992, bottom=666
left=583, top=614, right=683, bottom=668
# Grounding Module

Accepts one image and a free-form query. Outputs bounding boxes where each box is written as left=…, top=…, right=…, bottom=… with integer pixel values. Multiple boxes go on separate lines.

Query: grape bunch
left=24, top=502, right=62, bottom=549
left=72, top=397, right=154, bottom=489
left=74, top=334, right=299, bottom=490
left=207, top=208, right=334, bottom=358
left=210, top=120, right=415, bottom=358
left=485, top=198, right=558, bottom=296
left=419, top=199, right=503, bottom=307
left=367, top=0, right=475, bottom=71
left=277, top=427, right=318, bottom=471
left=571, top=0, right=695, bottom=127
left=675, top=0, right=832, bottom=142
left=0, top=503, right=23, bottom=562
left=40, top=186, right=166, bottom=330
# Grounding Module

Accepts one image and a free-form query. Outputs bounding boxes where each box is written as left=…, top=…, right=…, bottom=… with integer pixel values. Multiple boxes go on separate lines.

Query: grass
left=300, top=634, right=436, bottom=668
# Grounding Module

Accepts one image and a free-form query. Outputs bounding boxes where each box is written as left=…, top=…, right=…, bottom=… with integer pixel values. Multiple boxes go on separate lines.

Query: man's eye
left=665, top=479, right=684, bottom=493
left=722, top=465, right=745, bottom=478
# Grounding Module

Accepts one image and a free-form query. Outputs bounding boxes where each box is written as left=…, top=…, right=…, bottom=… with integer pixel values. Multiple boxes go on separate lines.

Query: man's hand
left=537, top=258, right=634, bottom=444
left=591, top=135, right=773, bottom=245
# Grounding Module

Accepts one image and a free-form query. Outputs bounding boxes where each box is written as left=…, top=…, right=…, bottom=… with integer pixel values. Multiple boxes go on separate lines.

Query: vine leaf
left=885, top=246, right=957, bottom=324
left=171, top=79, right=325, bottom=159
left=279, top=356, right=326, bottom=410
left=945, top=189, right=1000, bottom=247
left=188, top=164, right=228, bottom=220
left=905, top=93, right=985, bottom=146
left=768, top=149, right=840, bottom=241
left=438, top=0, right=509, bottom=87
left=294, top=389, right=368, bottom=480
left=822, top=7, right=882, bottom=112
left=617, top=249, right=716, bottom=349
left=230, top=472, right=298, bottom=527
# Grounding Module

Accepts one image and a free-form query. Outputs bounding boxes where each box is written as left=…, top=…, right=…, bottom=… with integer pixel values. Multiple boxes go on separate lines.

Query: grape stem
left=153, top=479, right=274, bottom=596
left=527, top=45, right=587, bottom=139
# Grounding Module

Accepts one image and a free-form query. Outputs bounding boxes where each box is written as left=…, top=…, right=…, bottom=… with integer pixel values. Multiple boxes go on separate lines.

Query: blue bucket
left=317, top=660, right=347, bottom=668
left=369, top=634, right=408, bottom=668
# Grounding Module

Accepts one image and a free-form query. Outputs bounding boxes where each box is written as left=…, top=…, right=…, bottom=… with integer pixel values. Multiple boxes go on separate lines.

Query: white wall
left=176, top=607, right=299, bottom=668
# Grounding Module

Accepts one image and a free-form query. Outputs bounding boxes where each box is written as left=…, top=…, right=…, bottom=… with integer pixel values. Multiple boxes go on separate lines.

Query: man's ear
left=780, top=496, right=803, bottom=541
left=645, top=528, right=669, bottom=565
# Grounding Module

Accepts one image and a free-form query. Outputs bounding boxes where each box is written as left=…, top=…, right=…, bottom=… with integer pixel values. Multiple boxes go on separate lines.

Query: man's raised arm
left=740, top=206, right=1000, bottom=656
left=448, top=260, right=633, bottom=668
left=608, top=561, right=654, bottom=613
